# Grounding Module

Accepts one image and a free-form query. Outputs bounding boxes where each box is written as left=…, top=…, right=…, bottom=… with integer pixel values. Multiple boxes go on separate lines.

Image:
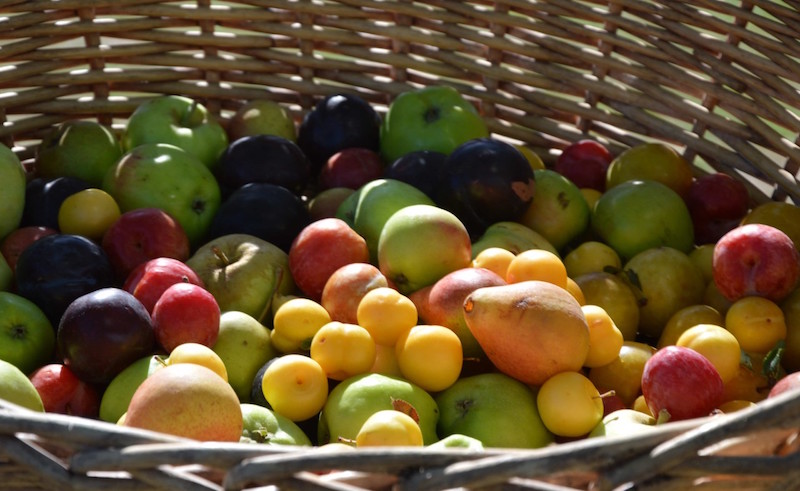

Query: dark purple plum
left=435, top=138, right=535, bottom=239
left=21, top=177, right=91, bottom=230
left=383, top=150, right=447, bottom=199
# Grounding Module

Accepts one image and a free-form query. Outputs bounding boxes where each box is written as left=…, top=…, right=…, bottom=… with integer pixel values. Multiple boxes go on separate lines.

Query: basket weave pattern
left=2, top=1, right=800, bottom=490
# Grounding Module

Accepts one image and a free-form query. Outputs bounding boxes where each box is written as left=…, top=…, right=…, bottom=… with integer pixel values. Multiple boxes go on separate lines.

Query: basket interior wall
left=1, top=0, right=799, bottom=203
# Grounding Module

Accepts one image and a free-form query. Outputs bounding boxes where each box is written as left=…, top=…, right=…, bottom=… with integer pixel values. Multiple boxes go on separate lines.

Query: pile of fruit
left=2, top=85, right=800, bottom=451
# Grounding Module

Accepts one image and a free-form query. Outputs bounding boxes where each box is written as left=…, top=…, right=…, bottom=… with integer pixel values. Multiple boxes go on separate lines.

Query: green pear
left=336, top=178, right=435, bottom=261
left=318, top=372, right=439, bottom=445
left=588, top=409, right=657, bottom=438
left=0, top=143, right=26, bottom=242
left=435, top=372, right=553, bottom=449
left=213, top=311, right=278, bottom=402
left=471, top=221, right=558, bottom=258
left=0, top=359, right=44, bottom=412
left=99, top=354, right=164, bottom=423
left=240, top=403, right=311, bottom=446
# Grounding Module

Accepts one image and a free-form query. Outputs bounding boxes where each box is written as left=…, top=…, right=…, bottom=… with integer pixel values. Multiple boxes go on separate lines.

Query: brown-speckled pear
left=463, top=280, right=590, bottom=386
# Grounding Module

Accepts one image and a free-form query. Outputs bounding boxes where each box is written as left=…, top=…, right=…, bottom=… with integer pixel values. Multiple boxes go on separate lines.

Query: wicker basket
left=2, top=1, right=800, bottom=490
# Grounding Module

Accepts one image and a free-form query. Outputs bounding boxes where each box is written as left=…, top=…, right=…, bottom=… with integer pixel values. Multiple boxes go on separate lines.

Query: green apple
left=471, top=221, right=559, bottom=258
left=435, top=372, right=554, bottom=449
left=35, top=120, right=123, bottom=187
left=99, top=354, right=163, bottom=423
left=122, top=95, right=229, bottom=169
left=186, top=233, right=295, bottom=324
left=0, top=142, right=26, bottom=242
left=318, top=372, right=439, bottom=445
left=519, top=169, right=590, bottom=251
left=0, top=358, right=44, bottom=412
left=336, top=178, right=435, bottom=261
left=591, top=179, right=694, bottom=261
left=228, top=100, right=297, bottom=142
left=0, top=253, right=11, bottom=292
left=103, top=143, right=221, bottom=246
left=588, top=409, right=657, bottom=438
left=428, top=433, right=484, bottom=451
left=377, top=204, right=473, bottom=295
left=240, top=403, right=311, bottom=446
left=212, top=310, right=278, bottom=402
left=0, top=292, right=55, bottom=375
left=380, top=85, right=489, bottom=163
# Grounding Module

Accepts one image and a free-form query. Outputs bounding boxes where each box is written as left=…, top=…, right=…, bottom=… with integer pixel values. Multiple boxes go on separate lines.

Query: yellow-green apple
left=28, top=363, right=100, bottom=418
left=320, top=262, right=388, bottom=324
left=606, top=142, right=694, bottom=197
left=410, top=267, right=506, bottom=359
left=186, top=233, right=295, bottom=324
left=213, top=135, right=312, bottom=197
left=57, top=287, right=156, bottom=386
left=712, top=224, right=800, bottom=303
left=428, top=433, right=484, bottom=450
left=123, top=363, right=243, bottom=441
left=319, top=147, right=384, bottom=191
left=15, top=234, right=116, bottom=326
left=212, top=310, right=278, bottom=402
left=377, top=204, right=472, bottom=294
left=297, top=93, right=381, bottom=171
left=471, top=221, right=558, bottom=258
left=317, top=372, right=439, bottom=445
left=288, top=218, right=370, bottom=302
left=0, top=142, right=26, bottom=241
left=123, top=257, right=204, bottom=315
left=519, top=169, right=590, bottom=251
left=379, top=85, right=489, bottom=164
left=98, top=354, right=163, bottom=423
left=308, top=187, right=355, bottom=221
left=553, top=139, right=613, bottom=192
left=20, top=176, right=90, bottom=230
left=103, top=143, right=221, bottom=247
left=240, top=402, right=312, bottom=446
left=0, top=253, right=10, bottom=292
left=336, top=178, right=435, bottom=261
left=1, top=225, right=58, bottom=274
left=0, top=359, right=44, bottom=412
left=435, top=138, right=535, bottom=239
left=435, top=372, right=554, bottom=449
left=151, top=282, right=220, bottom=353
left=35, top=120, right=123, bottom=187
left=641, top=345, right=724, bottom=422
left=685, top=173, right=750, bottom=245
left=589, top=341, right=656, bottom=407
left=228, top=99, right=297, bottom=142
left=122, top=95, right=228, bottom=169
left=101, top=208, right=191, bottom=281
left=591, top=179, right=694, bottom=261
left=0, top=292, right=55, bottom=375
left=588, top=409, right=656, bottom=438
left=622, top=246, right=706, bottom=341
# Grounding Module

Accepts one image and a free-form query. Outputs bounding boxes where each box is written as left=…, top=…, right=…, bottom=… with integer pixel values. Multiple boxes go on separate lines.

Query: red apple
left=151, top=282, right=220, bottom=352
left=102, top=207, right=191, bottom=281
left=308, top=187, right=355, bottom=221
left=601, top=391, right=628, bottom=417
left=29, top=363, right=101, bottom=418
left=320, top=262, right=388, bottom=324
left=685, top=173, right=750, bottom=245
left=713, top=224, right=800, bottom=303
left=1, top=226, right=58, bottom=273
left=288, top=217, right=370, bottom=301
left=641, top=345, right=723, bottom=422
left=318, top=147, right=384, bottom=190
left=768, top=371, right=800, bottom=399
left=553, top=139, right=613, bottom=192
left=123, top=257, right=204, bottom=314
left=410, top=267, right=506, bottom=359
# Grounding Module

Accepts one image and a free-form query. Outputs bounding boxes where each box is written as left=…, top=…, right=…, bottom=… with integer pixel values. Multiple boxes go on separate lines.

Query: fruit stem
left=594, top=390, right=617, bottom=400
left=423, top=106, right=440, bottom=124
left=211, top=246, right=230, bottom=266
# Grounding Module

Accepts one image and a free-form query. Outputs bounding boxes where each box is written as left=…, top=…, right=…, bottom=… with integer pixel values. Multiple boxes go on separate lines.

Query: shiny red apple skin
left=102, top=207, right=191, bottom=281
left=712, top=224, right=800, bottom=303
left=768, top=371, right=800, bottom=399
left=151, top=282, right=220, bottom=352
left=321, top=262, right=388, bottom=324
left=553, top=139, right=613, bottom=192
left=685, top=173, right=750, bottom=245
left=318, top=147, right=384, bottom=190
left=1, top=226, right=58, bottom=273
left=641, top=345, right=723, bottom=422
left=29, top=363, right=101, bottom=418
left=123, top=257, right=204, bottom=314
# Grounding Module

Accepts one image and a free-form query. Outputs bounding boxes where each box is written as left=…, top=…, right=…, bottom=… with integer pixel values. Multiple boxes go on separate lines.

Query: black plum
left=214, top=134, right=312, bottom=198
left=206, top=182, right=311, bottom=252
left=383, top=150, right=447, bottom=199
left=15, top=234, right=117, bottom=326
left=21, top=177, right=91, bottom=230
left=58, top=287, right=156, bottom=386
left=297, top=93, right=381, bottom=172
left=435, top=138, right=536, bottom=239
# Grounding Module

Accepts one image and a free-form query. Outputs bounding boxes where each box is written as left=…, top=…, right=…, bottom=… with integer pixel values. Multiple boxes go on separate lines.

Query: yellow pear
left=463, top=280, right=589, bottom=386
